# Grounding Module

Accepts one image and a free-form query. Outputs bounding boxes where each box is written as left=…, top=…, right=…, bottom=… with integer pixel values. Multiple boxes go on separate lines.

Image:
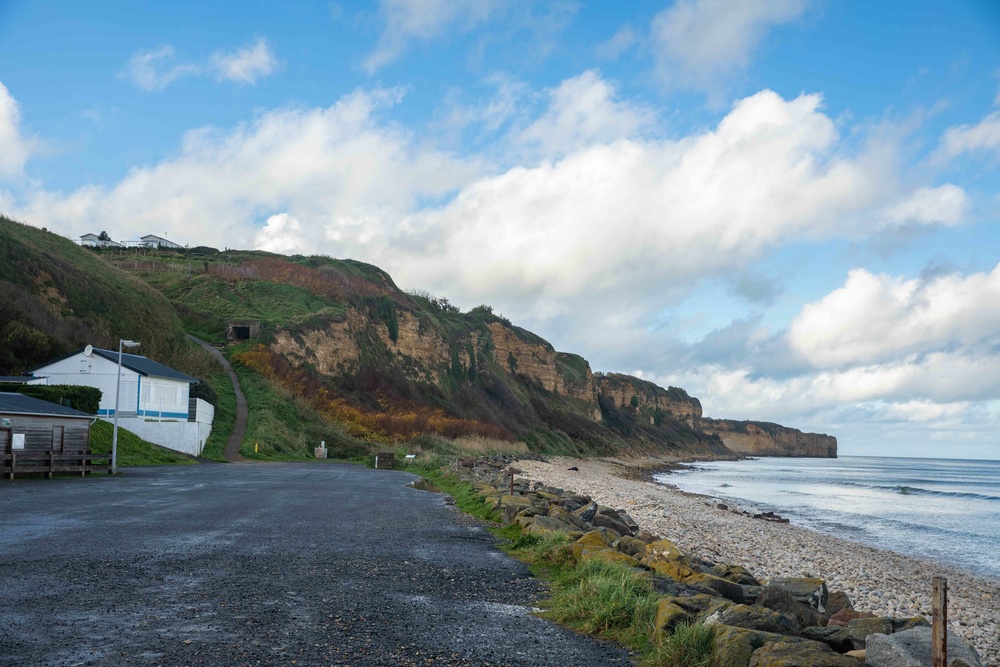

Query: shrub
left=17, top=384, right=102, bottom=414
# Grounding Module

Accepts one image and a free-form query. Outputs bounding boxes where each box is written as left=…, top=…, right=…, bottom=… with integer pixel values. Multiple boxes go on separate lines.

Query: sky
left=1, top=1, right=999, bottom=459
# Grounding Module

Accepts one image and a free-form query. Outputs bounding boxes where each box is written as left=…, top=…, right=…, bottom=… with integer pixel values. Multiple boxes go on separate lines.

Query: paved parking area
left=0, top=463, right=630, bottom=666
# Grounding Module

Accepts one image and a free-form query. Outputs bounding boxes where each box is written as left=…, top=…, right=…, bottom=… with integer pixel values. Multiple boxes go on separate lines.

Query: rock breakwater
left=473, top=457, right=997, bottom=666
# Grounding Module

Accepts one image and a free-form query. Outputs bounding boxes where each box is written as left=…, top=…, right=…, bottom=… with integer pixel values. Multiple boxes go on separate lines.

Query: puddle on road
left=407, top=479, right=442, bottom=493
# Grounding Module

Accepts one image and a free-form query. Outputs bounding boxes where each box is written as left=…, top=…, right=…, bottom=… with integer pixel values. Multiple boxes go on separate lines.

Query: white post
left=112, top=339, right=140, bottom=475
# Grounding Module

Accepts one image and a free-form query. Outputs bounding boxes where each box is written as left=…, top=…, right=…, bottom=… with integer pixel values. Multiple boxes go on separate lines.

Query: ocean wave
left=841, top=480, right=1000, bottom=502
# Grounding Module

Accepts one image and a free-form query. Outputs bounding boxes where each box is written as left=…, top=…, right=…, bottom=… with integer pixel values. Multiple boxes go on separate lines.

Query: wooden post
left=8, top=451, right=14, bottom=480
left=509, top=473, right=514, bottom=495
left=932, top=576, right=947, bottom=667
left=46, top=450, right=53, bottom=479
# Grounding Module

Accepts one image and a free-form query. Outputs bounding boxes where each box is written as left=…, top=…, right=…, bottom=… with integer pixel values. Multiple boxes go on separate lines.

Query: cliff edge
left=701, top=418, right=837, bottom=458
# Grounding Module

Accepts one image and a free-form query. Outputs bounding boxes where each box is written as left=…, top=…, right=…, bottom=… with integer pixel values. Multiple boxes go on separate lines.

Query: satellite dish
left=83, top=345, right=93, bottom=356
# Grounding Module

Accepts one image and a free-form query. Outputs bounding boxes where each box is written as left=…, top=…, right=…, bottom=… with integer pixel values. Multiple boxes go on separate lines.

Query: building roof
left=88, top=348, right=199, bottom=384
left=30, top=349, right=199, bottom=384
left=0, top=376, right=32, bottom=384
left=0, top=392, right=93, bottom=419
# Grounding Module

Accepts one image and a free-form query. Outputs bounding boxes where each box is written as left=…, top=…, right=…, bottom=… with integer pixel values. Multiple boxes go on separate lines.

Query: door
left=52, top=425, right=64, bottom=453
left=0, top=428, right=9, bottom=453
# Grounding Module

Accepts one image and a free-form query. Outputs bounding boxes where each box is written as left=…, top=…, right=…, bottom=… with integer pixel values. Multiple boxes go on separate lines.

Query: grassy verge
left=89, top=420, right=196, bottom=466
left=401, top=461, right=715, bottom=667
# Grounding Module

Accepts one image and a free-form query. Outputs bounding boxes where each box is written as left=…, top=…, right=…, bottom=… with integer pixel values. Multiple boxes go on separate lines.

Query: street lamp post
left=112, top=339, right=140, bottom=475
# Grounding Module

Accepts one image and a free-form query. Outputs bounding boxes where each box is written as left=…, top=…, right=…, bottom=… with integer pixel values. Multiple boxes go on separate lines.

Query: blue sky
left=2, top=1, right=999, bottom=458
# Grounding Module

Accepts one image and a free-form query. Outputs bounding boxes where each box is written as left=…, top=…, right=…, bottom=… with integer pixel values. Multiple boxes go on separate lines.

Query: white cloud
left=514, top=70, right=655, bottom=159
left=937, top=111, right=1000, bottom=159
left=650, top=0, right=808, bottom=93
left=880, top=184, right=967, bottom=227
left=595, top=25, right=638, bottom=60
left=121, top=45, right=201, bottom=91
left=364, top=0, right=502, bottom=74
left=11, top=87, right=480, bottom=250
left=122, top=39, right=278, bottom=91
left=211, top=38, right=278, bottom=84
left=0, top=81, right=33, bottom=179
left=788, top=264, right=1000, bottom=370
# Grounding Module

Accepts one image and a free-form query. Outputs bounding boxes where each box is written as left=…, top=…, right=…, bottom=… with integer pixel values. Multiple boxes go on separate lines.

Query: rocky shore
left=513, top=457, right=999, bottom=666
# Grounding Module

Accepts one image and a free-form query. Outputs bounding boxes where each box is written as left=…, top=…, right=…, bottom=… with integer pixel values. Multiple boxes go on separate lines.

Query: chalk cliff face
left=701, top=419, right=837, bottom=458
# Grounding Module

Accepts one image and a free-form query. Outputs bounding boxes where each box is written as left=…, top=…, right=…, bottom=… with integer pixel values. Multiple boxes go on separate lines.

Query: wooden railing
left=1, top=452, right=111, bottom=479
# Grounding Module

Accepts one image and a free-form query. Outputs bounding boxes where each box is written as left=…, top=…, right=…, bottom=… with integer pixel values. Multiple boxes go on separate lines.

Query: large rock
left=826, top=591, right=853, bottom=616
left=748, top=640, right=862, bottom=667
left=573, top=501, right=598, bottom=523
left=612, top=535, right=648, bottom=559
left=768, top=578, right=829, bottom=613
left=524, top=514, right=582, bottom=537
left=757, top=585, right=826, bottom=629
left=706, top=604, right=800, bottom=636
left=569, top=530, right=639, bottom=567
left=713, top=626, right=811, bottom=667
left=592, top=510, right=632, bottom=536
left=686, top=572, right=746, bottom=604
left=655, top=594, right=731, bottom=634
left=548, top=504, right=590, bottom=531
left=711, top=563, right=763, bottom=586
left=846, top=616, right=892, bottom=650
left=866, top=626, right=983, bottom=667
left=828, top=609, right=873, bottom=627
left=802, top=626, right=853, bottom=653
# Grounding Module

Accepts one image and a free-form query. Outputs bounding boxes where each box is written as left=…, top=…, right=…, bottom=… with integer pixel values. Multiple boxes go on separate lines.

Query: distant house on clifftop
left=140, top=234, right=183, bottom=249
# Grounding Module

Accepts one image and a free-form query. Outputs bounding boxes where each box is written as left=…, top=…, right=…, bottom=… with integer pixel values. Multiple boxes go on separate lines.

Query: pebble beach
left=516, top=457, right=1000, bottom=666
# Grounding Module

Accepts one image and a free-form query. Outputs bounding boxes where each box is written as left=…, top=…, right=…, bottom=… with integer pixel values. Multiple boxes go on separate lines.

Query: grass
left=402, top=464, right=717, bottom=667
left=89, top=419, right=196, bottom=466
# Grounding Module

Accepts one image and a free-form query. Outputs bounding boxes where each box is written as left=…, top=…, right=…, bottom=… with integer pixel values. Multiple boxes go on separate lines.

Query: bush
left=17, top=384, right=102, bottom=414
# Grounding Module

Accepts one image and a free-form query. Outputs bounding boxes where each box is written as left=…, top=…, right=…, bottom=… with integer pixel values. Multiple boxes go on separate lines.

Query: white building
left=79, top=232, right=122, bottom=248
left=29, top=346, right=213, bottom=457
left=140, top=234, right=183, bottom=249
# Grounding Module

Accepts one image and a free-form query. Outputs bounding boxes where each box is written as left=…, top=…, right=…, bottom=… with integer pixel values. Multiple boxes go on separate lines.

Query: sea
left=655, top=456, right=1000, bottom=582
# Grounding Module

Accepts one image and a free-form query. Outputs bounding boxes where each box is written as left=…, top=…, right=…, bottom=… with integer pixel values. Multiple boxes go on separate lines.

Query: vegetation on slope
left=0, top=216, right=190, bottom=375
left=89, top=420, right=195, bottom=466
left=121, top=248, right=727, bottom=458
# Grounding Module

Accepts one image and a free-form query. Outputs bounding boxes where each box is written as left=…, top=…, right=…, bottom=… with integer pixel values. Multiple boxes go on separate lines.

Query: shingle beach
left=517, top=457, right=1000, bottom=665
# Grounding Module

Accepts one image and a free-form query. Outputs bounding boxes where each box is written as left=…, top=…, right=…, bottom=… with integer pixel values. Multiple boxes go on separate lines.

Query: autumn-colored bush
left=231, top=345, right=513, bottom=444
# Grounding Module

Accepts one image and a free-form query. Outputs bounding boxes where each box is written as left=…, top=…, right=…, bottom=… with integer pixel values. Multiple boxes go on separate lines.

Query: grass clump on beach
left=646, top=621, right=715, bottom=667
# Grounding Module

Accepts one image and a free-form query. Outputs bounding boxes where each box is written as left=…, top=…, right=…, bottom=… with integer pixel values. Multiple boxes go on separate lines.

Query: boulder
left=592, top=510, right=633, bottom=536
left=569, top=530, right=639, bottom=567
left=573, top=501, right=599, bottom=523
left=685, top=572, right=746, bottom=604
left=524, top=515, right=582, bottom=537
left=866, top=626, right=983, bottom=667
left=548, top=504, right=590, bottom=531
left=612, top=536, right=648, bottom=559
left=757, top=585, right=827, bottom=629
left=846, top=616, right=892, bottom=650
left=655, top=594, right=733, bottom=634
left=560, top=493, right=592, bottom=511
left=802, top=626, right=853, bottom=653
left=768, top=578, right=829, bottom=613
left=890, top=616, right=929, bottom=633
left=827, top=609, right=873, bottom=627
left=826, top=591, right=853, bottom=616
left=713, top=626, right=811, bottom=667
left=617, top=510, right=640, bottom=533
left=748, top=640, right=862, bottom=667
left=711, top=563, right=763, bottom=586
left=643, top=539, right=699, bottom=581
left=706, top=604, right=800, bottom=636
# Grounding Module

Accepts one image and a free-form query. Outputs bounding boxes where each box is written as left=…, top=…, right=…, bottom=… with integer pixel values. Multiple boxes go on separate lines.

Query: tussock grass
left=643, top=621, right=715, bottom=667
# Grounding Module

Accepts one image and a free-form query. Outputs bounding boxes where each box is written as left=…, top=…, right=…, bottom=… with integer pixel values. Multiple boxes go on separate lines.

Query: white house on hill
left=140, top=234, right=183, bottom=249
left=29, top=347, right=213, bottom=456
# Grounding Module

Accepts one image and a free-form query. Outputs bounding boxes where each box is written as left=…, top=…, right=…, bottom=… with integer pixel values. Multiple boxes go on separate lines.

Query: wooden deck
left=1, top=451, right=111, bottom=479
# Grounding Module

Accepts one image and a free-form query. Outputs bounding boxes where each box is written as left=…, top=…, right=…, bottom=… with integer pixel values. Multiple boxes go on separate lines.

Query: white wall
left=104, top=398, right=215, bottom=457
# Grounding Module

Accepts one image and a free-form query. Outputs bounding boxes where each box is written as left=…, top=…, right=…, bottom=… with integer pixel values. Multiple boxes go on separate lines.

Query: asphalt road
left=0, top=463, right=631, bottom=666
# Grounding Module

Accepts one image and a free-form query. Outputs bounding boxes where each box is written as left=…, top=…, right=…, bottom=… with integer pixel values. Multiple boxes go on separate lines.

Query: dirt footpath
left=0, top=463, right=630, bottom=666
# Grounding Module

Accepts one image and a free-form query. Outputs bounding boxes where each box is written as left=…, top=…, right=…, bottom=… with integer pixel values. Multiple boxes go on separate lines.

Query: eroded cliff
left=701, top=419, right=837, bottom=458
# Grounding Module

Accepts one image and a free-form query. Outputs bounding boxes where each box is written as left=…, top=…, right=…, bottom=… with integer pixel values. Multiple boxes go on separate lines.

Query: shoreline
left=515, top=456, right=999, bottom=665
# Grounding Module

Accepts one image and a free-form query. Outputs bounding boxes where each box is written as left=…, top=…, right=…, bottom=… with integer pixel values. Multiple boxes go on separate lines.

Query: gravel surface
left=0, top=463, right=631, bottom=667
left=517, top=457, right=1000, bottom=667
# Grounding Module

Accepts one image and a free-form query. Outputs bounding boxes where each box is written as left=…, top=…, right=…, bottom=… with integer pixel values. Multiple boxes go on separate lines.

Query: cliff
left=701, top=419, right=837, bottom=458
left=116, top=249, right=830, bottom=458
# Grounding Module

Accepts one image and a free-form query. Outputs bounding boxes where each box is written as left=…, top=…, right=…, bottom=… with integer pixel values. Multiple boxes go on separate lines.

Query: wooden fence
left=1, top=452, right=111, bottom=479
